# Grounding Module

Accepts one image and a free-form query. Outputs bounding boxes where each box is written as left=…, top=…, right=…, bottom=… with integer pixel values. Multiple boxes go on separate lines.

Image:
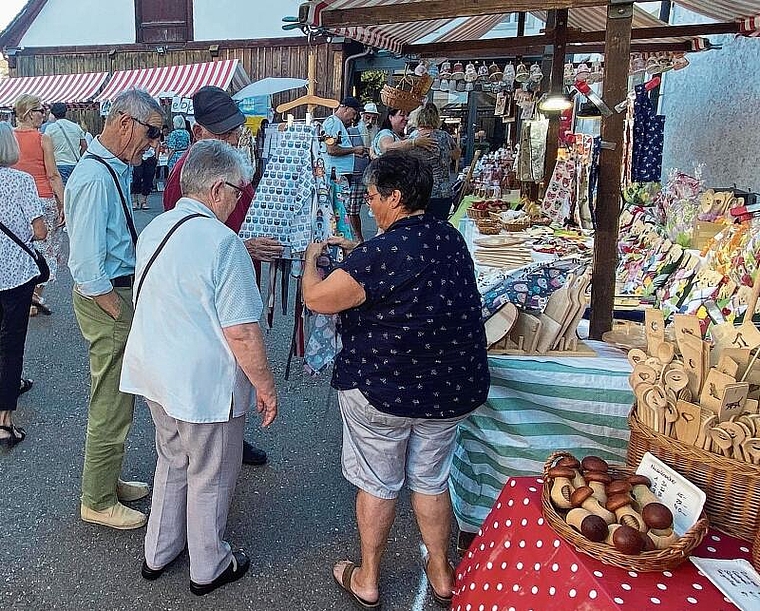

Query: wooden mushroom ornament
left=606, top=493, right=647, bottom=532
left=549, top=466, right=576, bottom=509
left=565, top=508, right=608, bottom=542
left=571, top=486, right=616, bottom=524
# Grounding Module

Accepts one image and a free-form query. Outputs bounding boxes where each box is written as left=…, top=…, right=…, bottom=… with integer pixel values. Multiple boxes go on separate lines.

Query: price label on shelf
left=635, top=452, right=706, bottom=535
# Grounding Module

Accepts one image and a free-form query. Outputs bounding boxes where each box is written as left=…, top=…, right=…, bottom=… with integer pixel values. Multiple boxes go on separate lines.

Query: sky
left=0, top=0, right=26, bottom=32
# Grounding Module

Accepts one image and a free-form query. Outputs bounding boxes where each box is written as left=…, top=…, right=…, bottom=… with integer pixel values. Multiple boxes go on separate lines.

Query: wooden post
left=589, top=2, right=633, bottom=339
left=543, top=9, right=569, bottom=186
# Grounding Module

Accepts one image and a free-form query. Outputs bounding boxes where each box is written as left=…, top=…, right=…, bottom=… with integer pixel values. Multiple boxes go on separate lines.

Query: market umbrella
left=232, top=78, right=308, bottom=100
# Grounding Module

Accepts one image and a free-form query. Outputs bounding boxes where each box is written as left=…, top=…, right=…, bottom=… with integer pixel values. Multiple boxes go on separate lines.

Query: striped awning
left=673, top=1, right=760, bottom=21
left=0, top=71, right=108, bottom=109
left=304, top=1, right=673, bottom=53
left=94, top=59, right=249, bottom=102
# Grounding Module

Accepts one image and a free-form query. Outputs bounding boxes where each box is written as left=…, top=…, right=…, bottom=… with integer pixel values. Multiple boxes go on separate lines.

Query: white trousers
left=144, top=399, right=245, bottom=584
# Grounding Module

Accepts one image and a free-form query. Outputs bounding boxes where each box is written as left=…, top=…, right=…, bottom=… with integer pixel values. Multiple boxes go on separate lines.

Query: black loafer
left=141, top=560, right=164, bottom=581
left=190, top=550, right=250, bottom=596
left=242, top=441, right=267, bottom=466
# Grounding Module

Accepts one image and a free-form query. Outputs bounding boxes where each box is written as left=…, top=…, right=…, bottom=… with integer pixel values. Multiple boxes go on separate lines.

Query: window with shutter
left=135, top=0, right=194, bottom=43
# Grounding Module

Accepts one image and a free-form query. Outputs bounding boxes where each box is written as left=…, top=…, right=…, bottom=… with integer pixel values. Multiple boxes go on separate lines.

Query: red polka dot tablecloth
left=453, top=476, right=753, bottom=610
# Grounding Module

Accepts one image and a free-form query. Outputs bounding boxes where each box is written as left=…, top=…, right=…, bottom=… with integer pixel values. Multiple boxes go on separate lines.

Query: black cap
left=340, top=96, right=362, bottom=112
left=192, top=86, right=245, bottom=134
left=50, top=102, right=67, bottom=118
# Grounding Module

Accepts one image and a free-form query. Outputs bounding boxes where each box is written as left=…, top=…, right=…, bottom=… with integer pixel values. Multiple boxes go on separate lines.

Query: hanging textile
left=631, top=84, right=666, bottom=183
left=517, top=119, right=549, bottom=183
left=240, top=123, right=320, bottom=258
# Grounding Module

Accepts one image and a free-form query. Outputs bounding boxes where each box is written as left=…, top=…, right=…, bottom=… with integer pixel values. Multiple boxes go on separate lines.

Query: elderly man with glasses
left=162, top=85, right=278, bottom=468
left=121, top=139, right=277, bottom=596
left=65, top=88, right=164, bottom=530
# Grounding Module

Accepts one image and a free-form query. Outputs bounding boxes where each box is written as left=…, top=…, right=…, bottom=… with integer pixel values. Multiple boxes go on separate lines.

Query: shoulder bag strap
left=135, top=213, right=205, bottom=306
left=0, top=219, right=37, bottom=261
left=84, top=153, right=138, bottom=245
left=54, top=121, right=81, bottom=161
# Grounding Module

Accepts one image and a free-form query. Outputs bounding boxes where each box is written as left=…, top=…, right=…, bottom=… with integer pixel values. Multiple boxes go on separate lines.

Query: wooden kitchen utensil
left=673, top=314, right=702, bottom=355
left=535, top=274, right=575, bottom=354
left=680, top=335, right=708, bottom=396
left=711, top=271, right=760, bottom=351
left=645, top=309, right=666, bottom=355
left=510, top=310, right=542, bottom=353
left=699, top=368, right=738, bottom=414
left=717, top=382, right=749, bottom=422
left=484, top=302, right=518, bottom=347
left=673, top=400, right=702, bottom=445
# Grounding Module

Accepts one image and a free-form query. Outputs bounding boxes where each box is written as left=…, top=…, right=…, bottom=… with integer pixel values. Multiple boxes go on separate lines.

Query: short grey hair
left=106, top=88, right=162, bottom=124
left=172, top=115, right=185, bottom=129
left=0, top=121, right=20, bottom=166
left=180, top=139, right=253, bottom=196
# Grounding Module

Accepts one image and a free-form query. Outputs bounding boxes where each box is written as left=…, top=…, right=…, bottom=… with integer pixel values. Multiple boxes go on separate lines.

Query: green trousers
left=73, top=287, right=135, bottom=510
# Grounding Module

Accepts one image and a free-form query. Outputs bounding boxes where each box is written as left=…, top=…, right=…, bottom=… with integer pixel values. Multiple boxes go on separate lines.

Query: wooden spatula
left=712, top=271, right=760, bottom=351
left=674, top=400, right=701, bottom=445
left=645, top=309, right=666, bottom=356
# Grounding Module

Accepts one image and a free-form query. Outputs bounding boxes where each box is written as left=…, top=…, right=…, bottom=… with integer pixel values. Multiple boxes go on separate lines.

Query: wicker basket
left=542, top=451, right=709, bottom=572
left=628, top=405, right=760, bottom=541
left=503, top=221, right=531, bottom=232
left=754, top=527, right=760, bottom=572
left=380, top=84, right=423, bottom=113
left=475, top=221, right=502, bottom=235
left=466, top=207, right=490, bottom=220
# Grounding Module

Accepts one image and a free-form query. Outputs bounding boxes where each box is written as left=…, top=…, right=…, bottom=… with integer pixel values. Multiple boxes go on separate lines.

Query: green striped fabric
left=450, top=341, right=634, bottom=532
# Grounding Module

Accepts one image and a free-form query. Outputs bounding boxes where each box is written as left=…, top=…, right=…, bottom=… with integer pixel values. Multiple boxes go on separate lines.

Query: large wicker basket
left=628, top=405, right=760, bottom=542
left=754, top=527, right=760, bottom=572
left=380, top=84, right=423, bottom=113
left=542, top=451, right=709, bottom=572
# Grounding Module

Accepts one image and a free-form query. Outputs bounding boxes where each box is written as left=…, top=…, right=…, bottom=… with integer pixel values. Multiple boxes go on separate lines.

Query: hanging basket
left=380, top=85, right=423, bottom=113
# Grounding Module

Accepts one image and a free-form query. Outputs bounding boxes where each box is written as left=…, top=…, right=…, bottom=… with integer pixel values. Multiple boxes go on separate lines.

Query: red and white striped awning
left=94, top=59, right=249, bottom=102
left=304, top=1, right=673, bottom=53
left=0, top=71, right=108, bottom=109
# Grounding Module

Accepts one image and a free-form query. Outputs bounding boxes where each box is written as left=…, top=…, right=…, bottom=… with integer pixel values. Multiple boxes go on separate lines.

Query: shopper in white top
left=46, top=102, right=87, bottom=185
left=0, top=122, right=46, bottom=447
left=120, top=139, right=277, bottom=596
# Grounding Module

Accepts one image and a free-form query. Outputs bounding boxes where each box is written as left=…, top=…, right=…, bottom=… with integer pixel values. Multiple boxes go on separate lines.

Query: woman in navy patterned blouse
left=303, top=152, right=489, bottom=609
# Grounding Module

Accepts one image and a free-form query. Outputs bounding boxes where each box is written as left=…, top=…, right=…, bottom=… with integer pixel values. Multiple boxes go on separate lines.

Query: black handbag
left=0, top=220, right=50, bottom=284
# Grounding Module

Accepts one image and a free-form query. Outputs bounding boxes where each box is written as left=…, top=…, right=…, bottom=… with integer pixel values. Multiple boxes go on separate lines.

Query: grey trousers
left=144, top=399, right=245, bottom=584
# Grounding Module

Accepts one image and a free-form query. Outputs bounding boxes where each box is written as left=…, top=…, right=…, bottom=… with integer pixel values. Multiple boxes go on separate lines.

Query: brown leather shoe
left=117, top=479, right=150, bottom=502
left=81, top=502, right=147, bottom=530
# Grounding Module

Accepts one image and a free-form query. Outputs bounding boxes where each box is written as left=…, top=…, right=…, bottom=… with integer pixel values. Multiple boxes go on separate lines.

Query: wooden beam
left=543, top=10, right=569, bottom=185
left=590, top=2, right=633, bottom=339
left=570, top=20, right=740, bottom=42
left=319, top=0, right=607, bottom=28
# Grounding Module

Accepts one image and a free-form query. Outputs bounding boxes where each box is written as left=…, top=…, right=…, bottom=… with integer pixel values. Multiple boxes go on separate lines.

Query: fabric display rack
left=239, top=120, right=354, bottom=377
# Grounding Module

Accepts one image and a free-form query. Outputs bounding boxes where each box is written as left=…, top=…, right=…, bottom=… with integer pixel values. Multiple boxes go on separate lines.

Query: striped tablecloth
left=450, top=341, right=634, bottom=533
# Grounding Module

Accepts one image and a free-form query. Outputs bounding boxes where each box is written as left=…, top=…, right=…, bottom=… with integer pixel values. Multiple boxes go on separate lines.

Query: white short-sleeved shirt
left=47, top=118, right=85, bottom=165
left=120, top=197, right=264, bottom=423
left=0, top=167, right=43, bottom=290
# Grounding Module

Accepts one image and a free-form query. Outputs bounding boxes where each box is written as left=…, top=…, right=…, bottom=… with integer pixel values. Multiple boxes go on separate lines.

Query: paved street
left=0, top=195, right=458, bottom=610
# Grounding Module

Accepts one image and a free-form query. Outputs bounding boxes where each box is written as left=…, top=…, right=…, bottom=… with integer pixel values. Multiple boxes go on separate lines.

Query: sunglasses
left=30, top=108, right=46, bottom=114
left=127, top=115, right=162, bottom=139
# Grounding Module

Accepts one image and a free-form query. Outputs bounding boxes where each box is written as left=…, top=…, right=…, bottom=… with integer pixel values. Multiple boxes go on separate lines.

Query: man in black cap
left=322, top=96, right=368, bottom=240
left=163, top=85, right=280, bottom=467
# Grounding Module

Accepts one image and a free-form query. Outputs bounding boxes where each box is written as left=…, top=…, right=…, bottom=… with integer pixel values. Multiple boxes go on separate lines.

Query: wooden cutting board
left=534, top=274, right=575, bottom=354
left=557, top=270, right=592, bottom=350
left=484, top=302, right=518, bottom=347
left=510, top=311, right=542, bottom=353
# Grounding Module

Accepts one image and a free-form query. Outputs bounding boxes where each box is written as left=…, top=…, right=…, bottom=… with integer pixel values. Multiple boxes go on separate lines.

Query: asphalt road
left=0, top=195, right=459, bottom=610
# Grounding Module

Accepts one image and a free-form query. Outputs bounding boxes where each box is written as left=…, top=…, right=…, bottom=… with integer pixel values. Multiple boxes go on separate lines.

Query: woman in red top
left=13, top=94, right=65, bottom=315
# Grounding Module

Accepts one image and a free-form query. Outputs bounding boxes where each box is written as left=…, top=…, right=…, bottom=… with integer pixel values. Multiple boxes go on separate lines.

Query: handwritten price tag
left=635, top=452, right=706, bottom=535
left=690, top=558, right=760, bottom=611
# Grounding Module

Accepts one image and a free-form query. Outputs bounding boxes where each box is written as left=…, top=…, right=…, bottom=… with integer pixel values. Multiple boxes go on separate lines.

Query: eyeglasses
left=224, top=181, right=246, bottom=201
left=128, top=115, right=162, bottom=139
left=29, top=108, right=45, bottom=115
left=364, top=190, right=382, bottom=205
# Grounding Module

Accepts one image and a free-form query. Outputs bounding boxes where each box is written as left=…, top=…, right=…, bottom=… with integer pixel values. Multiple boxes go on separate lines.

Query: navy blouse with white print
left=331, top=214, right=490, bottom=419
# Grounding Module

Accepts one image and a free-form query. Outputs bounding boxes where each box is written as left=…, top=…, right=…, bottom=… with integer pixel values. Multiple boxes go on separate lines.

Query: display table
left=453, top=477, right=751, bottom=610
left=450, top=342, right=634, bottom=533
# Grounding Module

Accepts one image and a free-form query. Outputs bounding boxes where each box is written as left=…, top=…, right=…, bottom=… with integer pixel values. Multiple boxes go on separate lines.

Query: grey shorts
left=337, top=388, right=466, bottom=500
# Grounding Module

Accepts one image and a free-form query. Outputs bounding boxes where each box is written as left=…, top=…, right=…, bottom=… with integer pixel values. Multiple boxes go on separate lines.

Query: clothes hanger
left=276, top=95, right=339, bottom=114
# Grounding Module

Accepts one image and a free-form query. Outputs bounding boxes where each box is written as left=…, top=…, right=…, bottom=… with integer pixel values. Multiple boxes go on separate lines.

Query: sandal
left=333, top=561, right=381, bottom=609
left=19, top=378, right=33, bottom=396
left=424, top=558, right=455, bottom=607
left=31, top=297, right=52, bottom=315
left=0, top=424, right=26, bottom=447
